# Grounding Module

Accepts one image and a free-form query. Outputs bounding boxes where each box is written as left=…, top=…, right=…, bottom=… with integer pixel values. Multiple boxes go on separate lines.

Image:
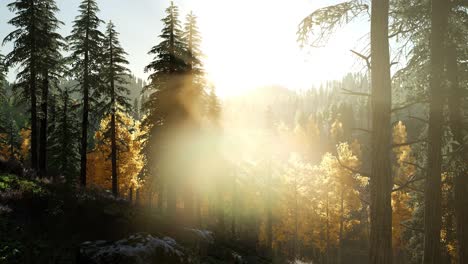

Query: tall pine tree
left=67, top=0, right=104, bottom=187
left=49, top=86, right=80, bottom=183
left=102, top=21, right=131, bottom=196
left=3, top=0, right=57, bottom=171
left=37, top=0, right=64, bottom=177
left=142, top=1, right=189, bottom=217
left=182, top=10, right=205, bottom=222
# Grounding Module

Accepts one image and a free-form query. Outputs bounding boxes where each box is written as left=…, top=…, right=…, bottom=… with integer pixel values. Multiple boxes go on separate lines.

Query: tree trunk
left=110, top=31, right=118, bottom=197
left=266, top=166, right=273, bottom=255
left=217, top=189, right=225, bottom=237
left=62, top=94, right=69, bottom=181
left=39, top=73, right=49, bottom=177
left=231, top=172, right=237, bottom=237
left=80, top=2, right=91, bottom=188
left=338, top=188, right=344, bottom=264
left=28, top=0, right=38, bottom=173
left=423, top=0, right=449, bottom=263
left=369, top=0, right=393, bottom=263
left=157, top=181, right=164, bottom=210
left=326, top=188, right=330, bottom=264
left=167, top=178, right=177, bottom=220
left=111, top=112, right=118, bottom=196
left=446, top=35, right=468, bottom=264
left=184, top=184, right=194, bottom=226
left=30, top=67, right=38, bottom=172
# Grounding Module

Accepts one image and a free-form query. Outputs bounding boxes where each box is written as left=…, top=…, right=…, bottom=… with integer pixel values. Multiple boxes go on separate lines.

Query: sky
left=0, top=0, right=369, bottom=97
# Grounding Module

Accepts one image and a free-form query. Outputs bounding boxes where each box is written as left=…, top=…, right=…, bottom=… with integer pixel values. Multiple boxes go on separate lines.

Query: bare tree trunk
left=30, top=67, right=38, bottom=172
left=266, top=165, right=273, bottom=255
left=369, top=0, right=393, bottom=263
left=446, top=34, right=468, bottom=264
left=338, top=188, right=344, bottom=264
left=39, top=72, right=49, bottom=177
left=184, top=184, right=194, bottom=226
left=111, top=112, right=118, bottom=196
left=192, top=193, right=201, bottom=228
left=109, top=30, right=118, bottom=197
left=217, top=189, right=225, bottom=237
left=167, top=178, right=177, bottom=220
left=423, top=0, right=449, bottom=263
left=231, top=175, right=237, bottom=237
left=157, top=181, right=164, bottom=210
left=80, top=6, right=91, bottom=188
left=326, top=188, right=330, bottom=264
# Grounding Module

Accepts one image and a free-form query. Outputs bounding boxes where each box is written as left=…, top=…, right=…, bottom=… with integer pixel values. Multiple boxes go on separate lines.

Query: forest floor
left=0, top=174, right=275, bottom=264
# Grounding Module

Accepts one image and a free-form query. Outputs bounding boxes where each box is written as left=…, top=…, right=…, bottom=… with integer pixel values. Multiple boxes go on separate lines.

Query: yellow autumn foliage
left=87, top=112, right=143, bottom=196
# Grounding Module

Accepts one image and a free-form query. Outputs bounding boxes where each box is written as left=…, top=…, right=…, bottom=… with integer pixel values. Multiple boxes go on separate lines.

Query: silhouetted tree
left=423, top=0, right=449, bottom=263
left=3, top=0, right=58, bottom=171
left=102, top=21, right=131, bottom=196
left=142, top=1, right=189, bottom=218
left=49, top=86, right=80, bottom=183
left=37, top=0, right=64, bottom=177
left=182, top=10, right=205, bottom=222
left=67, top=0, right=104, bottom=187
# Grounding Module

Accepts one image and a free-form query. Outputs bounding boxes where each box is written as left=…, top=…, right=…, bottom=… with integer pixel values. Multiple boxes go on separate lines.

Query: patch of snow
left=80, top=233, right=189, bottom=264
left=183, top=228, right=214, bottom=243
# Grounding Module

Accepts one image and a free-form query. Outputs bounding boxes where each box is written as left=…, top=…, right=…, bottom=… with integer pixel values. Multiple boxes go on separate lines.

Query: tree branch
left=342, top=88, right=370, bottom=97
left=402, top=161, right=426, bottom=171
left=391, top=100, right=428, bottom=113
left=409, top=115, right=429, bottom=124
left=352, top=128, right=372, bottom=134
left=392, top=175, right=425, bottom=192
left=400, top=223, right=424, bottom=233
left=336, top=156, right=370, bottom=178
left=350, top=49, right=371, bottom=69
left=391, top=140, right=426, bottom=148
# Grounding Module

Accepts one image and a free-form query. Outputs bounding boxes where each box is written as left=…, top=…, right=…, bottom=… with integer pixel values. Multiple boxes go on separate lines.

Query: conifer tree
left=37, top=0, right=64, bottom=177
left=183, top=11, right=203, bottom=82
left=182, top=11, right=205, bottom=220
left=102, top=21, right=131, bottom=197
left=3, top=0, right=59, bottom=171
left=142, top=1, right=189, bottom=217
left=49, top=86, right=80, bottom=183
left=67, top=0, right=104, bottom=187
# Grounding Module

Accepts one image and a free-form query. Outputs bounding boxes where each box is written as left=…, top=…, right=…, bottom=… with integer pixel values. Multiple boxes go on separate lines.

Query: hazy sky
left=0, top=0, right=369, bottom=96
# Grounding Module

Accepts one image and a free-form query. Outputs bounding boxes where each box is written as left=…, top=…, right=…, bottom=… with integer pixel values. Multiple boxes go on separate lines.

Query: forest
left=0, top=0, right=467, bottom=263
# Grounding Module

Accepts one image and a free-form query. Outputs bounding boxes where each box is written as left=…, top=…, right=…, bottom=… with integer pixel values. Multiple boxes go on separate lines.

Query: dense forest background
left=0, top=0, right=467, bottom=264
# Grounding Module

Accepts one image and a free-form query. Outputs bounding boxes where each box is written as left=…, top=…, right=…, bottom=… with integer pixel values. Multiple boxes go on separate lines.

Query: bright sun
left=181, top=0, right=369, bottom=97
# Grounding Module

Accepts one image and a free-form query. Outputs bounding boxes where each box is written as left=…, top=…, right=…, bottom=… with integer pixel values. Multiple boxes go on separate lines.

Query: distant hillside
left=58, top=74, right=146, bottom=102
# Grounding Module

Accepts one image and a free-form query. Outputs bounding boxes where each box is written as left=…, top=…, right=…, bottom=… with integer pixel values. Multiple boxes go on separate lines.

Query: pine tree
left=183, top=11, right=203, bottom=80
left=49, top=86, right=80, bottom=184
left=102, top=21, right=131, bottom=197
left=67, top=0, right=104, bottom=187
left=3, top=0, right=58, bottom=171
left=182, top=11, right=205, bottom=221
left=142, top=1, right=189, bottom=217
left=207, top=85, right=221, bottom=123
left=37, top=0, right=64, bottom=177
